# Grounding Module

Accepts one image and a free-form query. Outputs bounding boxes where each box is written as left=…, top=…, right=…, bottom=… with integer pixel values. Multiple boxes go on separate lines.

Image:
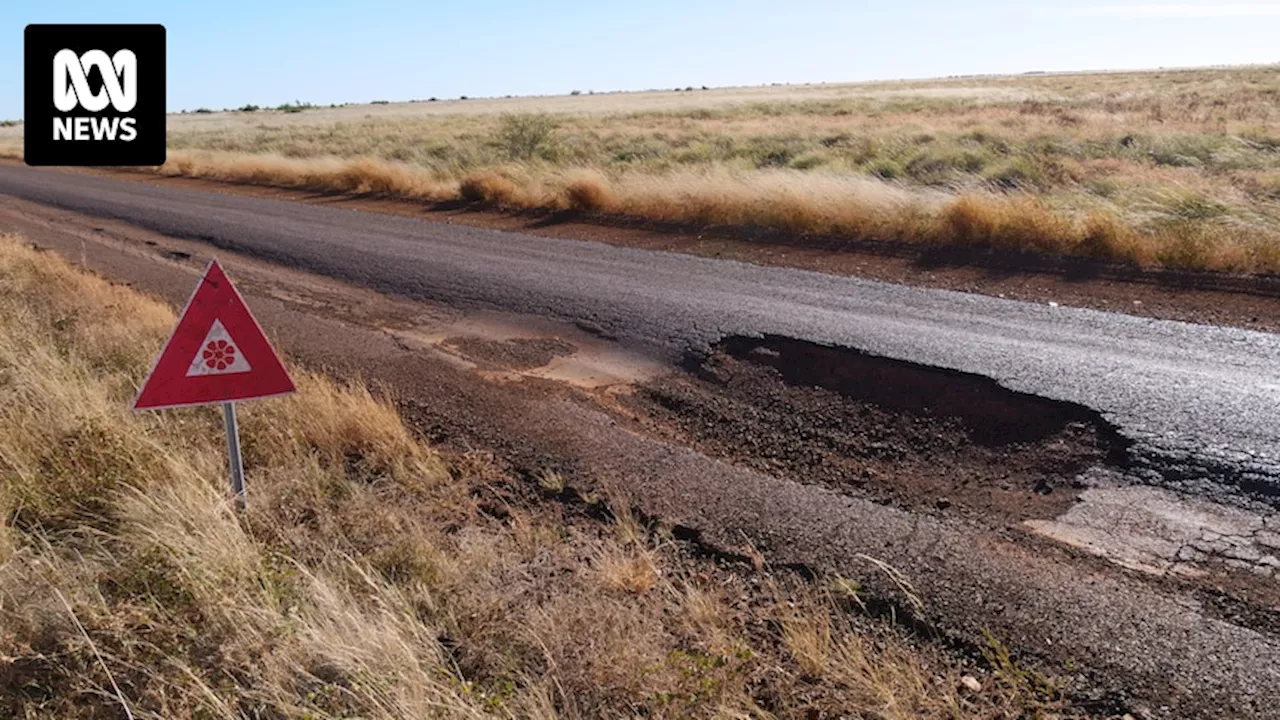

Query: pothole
left=621, top=334, right=1131, bottom=525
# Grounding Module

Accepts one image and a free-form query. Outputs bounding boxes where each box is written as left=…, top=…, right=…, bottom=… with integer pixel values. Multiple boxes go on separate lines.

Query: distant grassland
left=4, top=66, right=1279, bottom=272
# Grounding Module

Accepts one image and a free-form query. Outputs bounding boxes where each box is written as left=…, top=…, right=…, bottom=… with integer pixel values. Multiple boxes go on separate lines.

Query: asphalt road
left=3, top=164, right=1277, bottom=497
left=6, top=164, right=1280, bottom=717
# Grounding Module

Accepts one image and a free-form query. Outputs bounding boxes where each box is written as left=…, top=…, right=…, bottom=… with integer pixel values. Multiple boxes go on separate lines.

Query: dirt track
left=4, top=169, right=1280, bottom=718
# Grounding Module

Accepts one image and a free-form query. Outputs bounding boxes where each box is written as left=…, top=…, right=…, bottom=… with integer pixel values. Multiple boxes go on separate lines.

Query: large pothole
left=622, top=335, right=1131, bottom=525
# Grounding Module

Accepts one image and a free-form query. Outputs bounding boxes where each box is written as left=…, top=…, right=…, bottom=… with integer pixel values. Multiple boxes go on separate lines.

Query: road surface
left=3, top=164, right=1280, bottom=718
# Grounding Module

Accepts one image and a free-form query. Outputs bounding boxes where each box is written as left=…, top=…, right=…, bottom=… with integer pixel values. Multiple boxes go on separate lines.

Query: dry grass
left=146, top=151, right=1280, bottom=270
left=0, top=234, right=1067, bottom=717
left=3, top=66, right=1278, bottom=272
left=157, top=150, right=457, bottom=200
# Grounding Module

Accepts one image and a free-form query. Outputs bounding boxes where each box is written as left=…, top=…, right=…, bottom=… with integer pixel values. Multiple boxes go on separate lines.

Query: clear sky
left=2, top=0, right=1278, bottom=119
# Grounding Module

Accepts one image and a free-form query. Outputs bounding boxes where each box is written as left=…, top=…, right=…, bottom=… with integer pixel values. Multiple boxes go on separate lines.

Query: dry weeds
left=0, top=234, right=1069, bottom=717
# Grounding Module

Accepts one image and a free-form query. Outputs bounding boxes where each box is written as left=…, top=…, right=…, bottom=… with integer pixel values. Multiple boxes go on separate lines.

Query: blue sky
left=2, top=0, right=1278, bottom=119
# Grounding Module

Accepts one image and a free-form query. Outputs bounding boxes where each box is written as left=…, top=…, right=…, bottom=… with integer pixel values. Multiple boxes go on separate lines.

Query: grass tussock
left=0, top=234, right=1064, bottom=717
left=458, top=168, right=520, bottom=204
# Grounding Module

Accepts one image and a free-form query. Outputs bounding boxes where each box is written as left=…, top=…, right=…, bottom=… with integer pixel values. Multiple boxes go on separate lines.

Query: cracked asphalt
left=1029, top=478, right=1280, bottom=577
left=4, top=165, right=1280, bottom=717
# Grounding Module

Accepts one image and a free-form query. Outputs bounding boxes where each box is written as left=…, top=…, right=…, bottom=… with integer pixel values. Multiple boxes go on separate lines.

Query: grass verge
left=0, top=234, right=1071, bottom=717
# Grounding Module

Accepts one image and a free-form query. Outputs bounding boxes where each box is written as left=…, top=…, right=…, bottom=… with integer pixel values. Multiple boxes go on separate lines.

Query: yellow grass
left=0, top=234, right=1061, bottom=717
left=157, top=149, right=456, bottom=199
left=154, top=150, right=1269, bottom=269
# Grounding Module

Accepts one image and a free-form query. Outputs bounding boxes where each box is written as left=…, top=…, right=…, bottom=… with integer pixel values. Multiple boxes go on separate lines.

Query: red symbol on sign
left=133, top=260, right=295, bottom=410
left=202, top=339, right=237, bottom=371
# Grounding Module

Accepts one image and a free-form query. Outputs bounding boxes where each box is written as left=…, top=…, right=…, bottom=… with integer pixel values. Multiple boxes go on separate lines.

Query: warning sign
left=133, top=260, right=295, bottom=410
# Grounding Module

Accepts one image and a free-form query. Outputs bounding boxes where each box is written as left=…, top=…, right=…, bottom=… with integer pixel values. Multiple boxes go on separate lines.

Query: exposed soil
left=443, top=336, right=576, bottom=370
left=48, top=160, right=1280, bottom=335
left=621, top=335, right=1129, bottom=526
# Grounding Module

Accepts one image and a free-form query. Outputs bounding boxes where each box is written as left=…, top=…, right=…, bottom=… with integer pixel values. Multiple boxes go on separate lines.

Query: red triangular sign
left=134, top=260, right=295, bottom=410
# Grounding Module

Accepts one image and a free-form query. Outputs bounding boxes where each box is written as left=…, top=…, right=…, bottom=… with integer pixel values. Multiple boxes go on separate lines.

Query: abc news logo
left=25, top=24, right=165, bottom=166
left=53, top=49, right=139, bottom=142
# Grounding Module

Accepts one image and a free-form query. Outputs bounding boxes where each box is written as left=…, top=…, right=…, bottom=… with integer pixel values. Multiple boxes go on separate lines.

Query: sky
left=1, top=0, right=1278, bottom=119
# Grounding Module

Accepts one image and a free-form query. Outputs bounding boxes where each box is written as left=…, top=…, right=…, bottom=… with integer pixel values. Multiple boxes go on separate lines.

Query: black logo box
left=24, top=24, right=166, bottom=167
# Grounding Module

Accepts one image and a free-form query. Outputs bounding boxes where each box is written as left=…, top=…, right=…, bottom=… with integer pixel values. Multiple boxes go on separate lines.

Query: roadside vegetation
left=2, top=67, right=1278, bottom=272
left=0, top=234, right=1069, bottom=717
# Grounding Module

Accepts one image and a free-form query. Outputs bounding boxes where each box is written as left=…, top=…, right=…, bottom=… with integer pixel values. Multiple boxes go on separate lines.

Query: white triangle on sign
left=186, top=319, right=253, bottom=377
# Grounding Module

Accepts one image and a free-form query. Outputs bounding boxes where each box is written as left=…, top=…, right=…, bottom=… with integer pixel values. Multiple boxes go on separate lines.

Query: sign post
left=133, top=259, right=295, bottom=509
left=223, top=402, right=246, bottom=509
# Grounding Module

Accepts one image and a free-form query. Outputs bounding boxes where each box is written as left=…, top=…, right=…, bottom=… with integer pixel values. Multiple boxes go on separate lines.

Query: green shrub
left=495, top=113, right=560, bottom=161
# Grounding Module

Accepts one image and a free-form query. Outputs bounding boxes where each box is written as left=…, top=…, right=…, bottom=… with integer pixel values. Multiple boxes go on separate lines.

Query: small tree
left=495, top=113, right=560, bottom=161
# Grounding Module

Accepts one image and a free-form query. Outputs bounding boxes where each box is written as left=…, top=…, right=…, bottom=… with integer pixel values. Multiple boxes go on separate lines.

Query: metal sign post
left=222, top=402, right=246, bottom=509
